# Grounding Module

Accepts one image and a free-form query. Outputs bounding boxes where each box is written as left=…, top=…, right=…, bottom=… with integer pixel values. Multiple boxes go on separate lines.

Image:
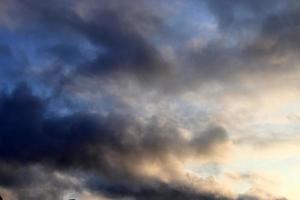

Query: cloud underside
left=0, top=84, right=231, bottom=199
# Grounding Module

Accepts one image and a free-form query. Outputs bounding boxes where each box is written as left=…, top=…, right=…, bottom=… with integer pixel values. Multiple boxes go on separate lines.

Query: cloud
left=1, top=0, right=300, bottom=94
left=0, top=163, right=82, bottom=200
left=0, top=0, right=297, bottom=199
left=93, top=181, right=231, bottom=200
left=0, top=84, right=231, bottom=199
left=0, top=84, right=229, bottom=166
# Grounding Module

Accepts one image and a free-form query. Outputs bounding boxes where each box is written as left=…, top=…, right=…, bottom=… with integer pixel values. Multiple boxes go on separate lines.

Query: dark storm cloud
left=0, top=0, right=170, bottom=82
left=68, top=7, right=170, bottom=83
left=0, top=0, right=296, bottom=199
left=0, top=164, right=81, bottom=200
left=90, top=180, right=230, bottom=200
left=0, top=165, right=230, bottom=200
left=0, top=0, right=176, bottom=96
left=0, top=84, right=230, bottom=198
left=0, top=84, right=229, bottom=168
left=1, top=0, right=300, bottom=94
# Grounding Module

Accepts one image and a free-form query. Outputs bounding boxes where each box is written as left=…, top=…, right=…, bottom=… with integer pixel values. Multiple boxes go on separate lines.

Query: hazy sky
left=0, top=0, right=299, bottom=199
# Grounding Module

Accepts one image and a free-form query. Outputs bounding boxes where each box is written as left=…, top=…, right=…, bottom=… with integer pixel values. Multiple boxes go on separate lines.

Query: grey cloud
left=0, top=163, right=82, bottom=200
left=0, top=84, right=229, bottom=169
left=238, top=195, right=287, bottom=200
left=93, top=181, right=231, bottom=200
left=0, top=84, right=230, bottom=199
left=0, top=1, right=296, bottom=199
left=3, top=0, right=300, bottom=94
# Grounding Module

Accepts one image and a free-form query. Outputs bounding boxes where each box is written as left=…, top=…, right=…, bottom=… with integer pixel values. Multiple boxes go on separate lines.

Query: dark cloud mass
left=0, top=84, right=230, bottom=199
left=0, top=0, right=296, bottom=199
left=0, top=84, right=227, bottom=166
left=1, top=0, right=299, bottom=90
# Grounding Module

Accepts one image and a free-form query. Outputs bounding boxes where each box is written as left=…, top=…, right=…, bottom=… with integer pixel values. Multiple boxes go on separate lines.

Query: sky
left=0, top=0, right=299, bottom=199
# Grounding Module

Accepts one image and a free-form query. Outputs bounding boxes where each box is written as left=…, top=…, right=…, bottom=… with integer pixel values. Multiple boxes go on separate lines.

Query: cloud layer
left=0, top=0, right=299, bottom=199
